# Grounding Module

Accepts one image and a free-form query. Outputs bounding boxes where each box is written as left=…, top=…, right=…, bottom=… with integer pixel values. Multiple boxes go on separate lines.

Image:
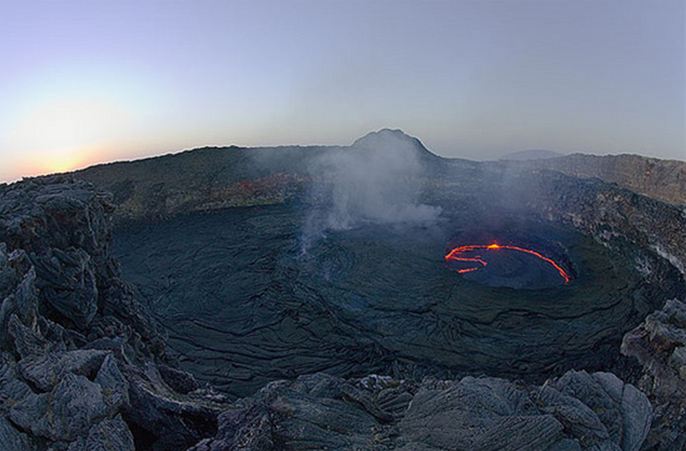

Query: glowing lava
left=445, top=243, right=571, bottom=284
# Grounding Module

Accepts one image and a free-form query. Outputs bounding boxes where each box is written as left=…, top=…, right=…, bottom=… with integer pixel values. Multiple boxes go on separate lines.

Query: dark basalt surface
left=113, top=204, right=682, bottom=401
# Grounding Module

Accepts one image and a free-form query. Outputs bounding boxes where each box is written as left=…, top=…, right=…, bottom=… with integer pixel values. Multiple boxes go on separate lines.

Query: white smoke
left=301, top=129, right=442, bottom=251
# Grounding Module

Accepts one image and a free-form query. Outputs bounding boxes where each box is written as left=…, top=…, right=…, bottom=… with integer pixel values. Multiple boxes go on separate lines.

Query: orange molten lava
left=444, top=243, right=571, bottom=284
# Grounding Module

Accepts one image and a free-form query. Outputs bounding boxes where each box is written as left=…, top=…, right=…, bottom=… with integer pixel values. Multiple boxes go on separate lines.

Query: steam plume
left=301, top=129, right=442, bottom=252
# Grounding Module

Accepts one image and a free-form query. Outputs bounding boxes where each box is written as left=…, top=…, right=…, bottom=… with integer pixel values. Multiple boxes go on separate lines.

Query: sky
left=0, top=0, right=684, bottom=181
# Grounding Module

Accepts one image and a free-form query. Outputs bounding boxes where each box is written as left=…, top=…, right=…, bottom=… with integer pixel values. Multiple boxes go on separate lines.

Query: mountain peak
left=352, top=129, right=436, bottom=158
left=353, top=128, right=418, bottom=146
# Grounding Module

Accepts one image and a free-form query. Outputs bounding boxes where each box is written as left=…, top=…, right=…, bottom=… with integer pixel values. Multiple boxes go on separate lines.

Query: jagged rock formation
left=0, top=178, right=230, bottom=450
left=622, top=298, right=686, bottom=449
left=191, top=371, right=651, bottom=450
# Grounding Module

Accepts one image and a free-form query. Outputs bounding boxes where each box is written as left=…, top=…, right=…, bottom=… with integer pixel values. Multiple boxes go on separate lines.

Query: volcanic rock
left=9, top=373, right=110, bottom=441
left=622, top=298, right=686, bottom=449
left=0, top=177, right=231, bottom=449
left=18, top=349, right=109, bottom=391
left=95, top=353, right=130, bottom=411
left=123, top=362, right=227, bottom=450
left=32, top=247, right=99, bottom=328
left=0, top=417, right=33, bottom=451
left=66, top=414, right=135, bottom=451
left=192, top=371, right=651, bottom=450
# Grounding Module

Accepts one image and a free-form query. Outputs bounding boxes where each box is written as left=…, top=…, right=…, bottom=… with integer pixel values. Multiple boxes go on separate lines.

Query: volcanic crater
left=3, top=130, right=686, bottom=449
left=101, top=131, right=686, bottom=407
left=113, top=198, right=682, bottom=400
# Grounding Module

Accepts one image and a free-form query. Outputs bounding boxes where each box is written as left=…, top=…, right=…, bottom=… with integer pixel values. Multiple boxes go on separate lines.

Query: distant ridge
left=500, top=149, right=565, bottom=161
left=508, top=152, right=686, bottom=205
left=62, top=130, right=686, bottom=221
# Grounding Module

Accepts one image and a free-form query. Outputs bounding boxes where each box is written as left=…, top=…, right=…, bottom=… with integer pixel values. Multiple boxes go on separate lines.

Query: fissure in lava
left=444, top=243, right=571, bottom=284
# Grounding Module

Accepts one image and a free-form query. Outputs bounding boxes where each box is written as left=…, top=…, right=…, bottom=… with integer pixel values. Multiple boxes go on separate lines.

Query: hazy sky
left=1, top=0, right=684, bottom=181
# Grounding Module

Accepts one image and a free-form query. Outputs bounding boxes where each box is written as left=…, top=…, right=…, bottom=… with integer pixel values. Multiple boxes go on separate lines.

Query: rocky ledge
left=622, top=298, right=686, bottom=449
left=0, top=177, right=230, bottom=450
left=192, top=371, right=651, bottom=451
left=0, top=176, right=680, bottom=450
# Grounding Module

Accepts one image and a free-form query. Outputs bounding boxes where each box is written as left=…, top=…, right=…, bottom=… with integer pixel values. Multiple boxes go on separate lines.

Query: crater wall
left=2, top=134, right=684, bottom=449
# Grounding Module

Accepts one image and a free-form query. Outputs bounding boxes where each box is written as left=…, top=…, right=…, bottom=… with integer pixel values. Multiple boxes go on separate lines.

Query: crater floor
left=114, top=204, right=681, bottom=399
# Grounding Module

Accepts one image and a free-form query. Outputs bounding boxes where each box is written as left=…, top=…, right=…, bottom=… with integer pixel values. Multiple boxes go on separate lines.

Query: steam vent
left=2, top=130, right=686, bottom=450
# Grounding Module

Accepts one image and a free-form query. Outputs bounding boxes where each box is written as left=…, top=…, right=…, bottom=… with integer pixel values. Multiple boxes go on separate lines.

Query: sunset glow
left=0, top=0, right=683, bottom=182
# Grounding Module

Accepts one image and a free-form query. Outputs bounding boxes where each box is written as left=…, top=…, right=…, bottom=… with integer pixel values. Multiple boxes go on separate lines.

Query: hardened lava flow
left=444, top=243, right=572, bottom=283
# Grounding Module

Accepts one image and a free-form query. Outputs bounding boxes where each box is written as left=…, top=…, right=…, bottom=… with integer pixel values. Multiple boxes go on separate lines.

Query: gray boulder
left=0, top=417, right=34, bottom=451
left=95, top=354, right=130, bottom=412
left=123, top=362, right=227, bottom=450
left=32, top=248, right=98, bottom=329
left=18, top=349, right=109, bottom=392
left=621, top=298, right=686, bottom=449
left=192, top=371, right=651, bottom=450
left=9, top=373, right=109, bottom=441
left=400, top=376, right=564, bottom=450
left=66, top=414, right=134, bottom=451
left=0, top=353, right=34, bottom=415
left=542, top=371, right=651, bottom=451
